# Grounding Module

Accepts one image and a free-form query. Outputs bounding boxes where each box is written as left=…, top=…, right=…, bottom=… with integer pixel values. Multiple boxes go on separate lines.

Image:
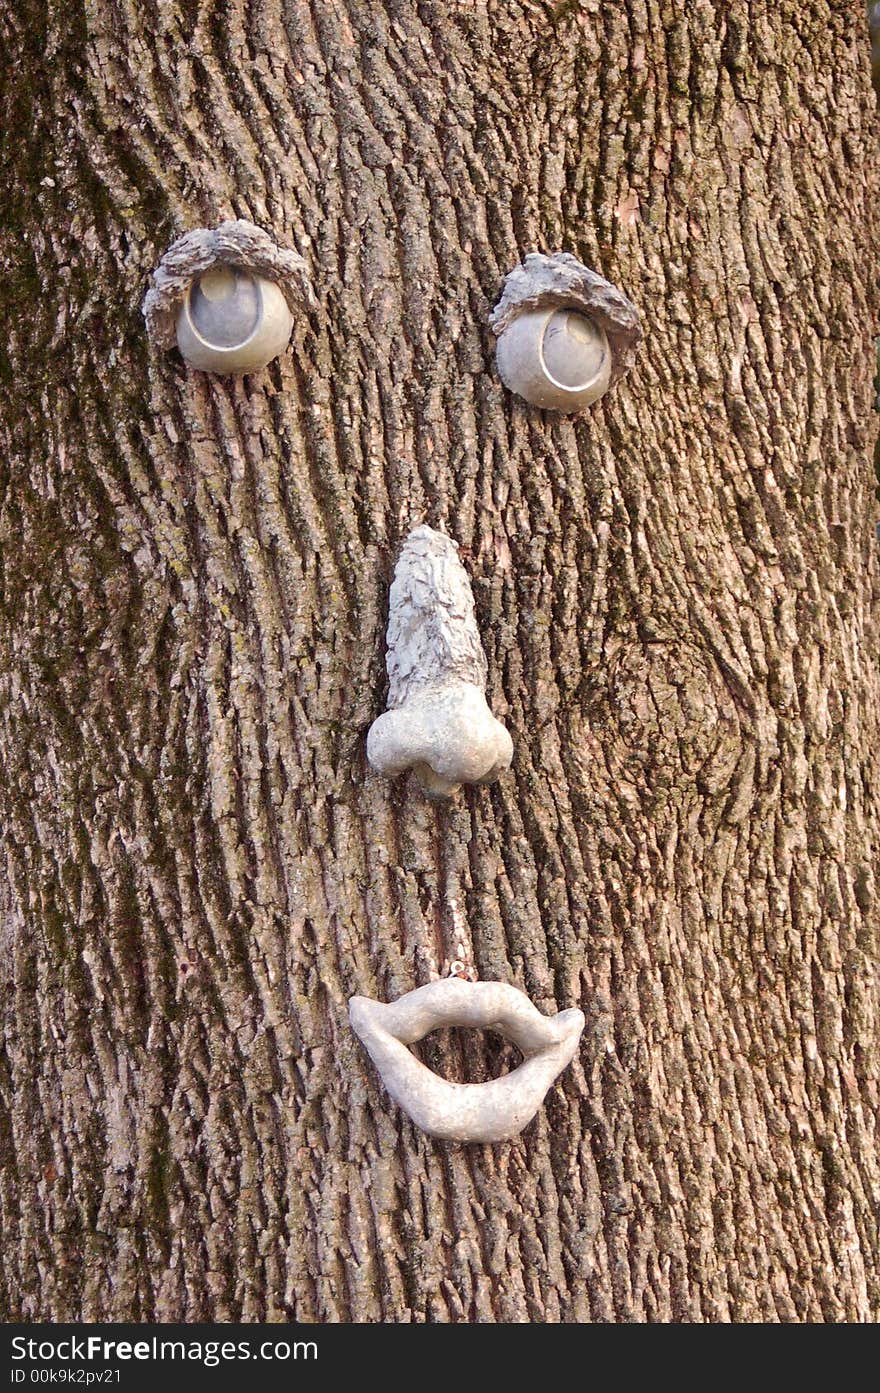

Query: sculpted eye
left=490, top=251, right=642, bottom=413
left=142, top=218, right=314, bottom=377
left=177, top=266, right=292, bottom=373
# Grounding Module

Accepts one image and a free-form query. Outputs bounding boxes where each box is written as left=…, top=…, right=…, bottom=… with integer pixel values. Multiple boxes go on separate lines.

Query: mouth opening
left=412, top=1027, right=523, bottom=1083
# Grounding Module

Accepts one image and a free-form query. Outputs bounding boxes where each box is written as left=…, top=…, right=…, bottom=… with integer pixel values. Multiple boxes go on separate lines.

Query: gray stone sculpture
left=349, top=978, right=585, bottom=1143
left=143, top=219, right=314, bottom=374
left=490, top=251, right=642, bottom=412
left=366, top=524, right=513, bottom=797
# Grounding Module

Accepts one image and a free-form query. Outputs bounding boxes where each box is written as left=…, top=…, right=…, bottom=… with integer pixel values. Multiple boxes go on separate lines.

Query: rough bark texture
left=1, top=0, right=879, bottom=1324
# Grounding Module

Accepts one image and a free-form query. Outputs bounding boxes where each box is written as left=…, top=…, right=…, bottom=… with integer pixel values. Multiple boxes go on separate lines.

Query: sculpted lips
left=349, top=979, right=585, bottom=1144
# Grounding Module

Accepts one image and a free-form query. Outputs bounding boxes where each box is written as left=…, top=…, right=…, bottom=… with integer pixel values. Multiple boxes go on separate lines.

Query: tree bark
left=1, top=0, right=879, bottom=1323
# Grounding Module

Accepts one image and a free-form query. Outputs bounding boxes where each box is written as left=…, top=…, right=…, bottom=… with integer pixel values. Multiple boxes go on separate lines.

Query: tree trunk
left=2, top=0, right=879, bottom=1323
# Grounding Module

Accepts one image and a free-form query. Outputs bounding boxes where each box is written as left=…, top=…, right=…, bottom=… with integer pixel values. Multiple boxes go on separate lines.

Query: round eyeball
left=495, top=307, right=611, bottom=412
left=175, top=266, right=293, bottom=374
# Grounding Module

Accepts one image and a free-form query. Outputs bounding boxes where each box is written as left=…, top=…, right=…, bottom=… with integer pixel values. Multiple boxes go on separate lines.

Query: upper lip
left=349, top=978, right=585, bottom=1144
